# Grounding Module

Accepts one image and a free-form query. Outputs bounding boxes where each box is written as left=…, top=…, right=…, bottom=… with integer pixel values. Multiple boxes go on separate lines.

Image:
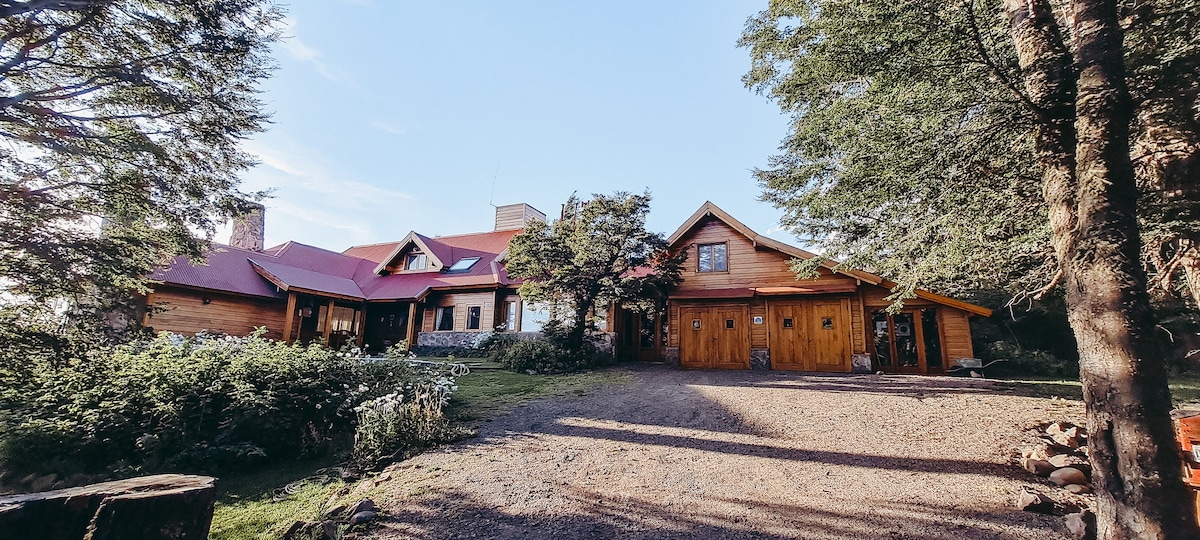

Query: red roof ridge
left=430, top=228, right=522, bottom=240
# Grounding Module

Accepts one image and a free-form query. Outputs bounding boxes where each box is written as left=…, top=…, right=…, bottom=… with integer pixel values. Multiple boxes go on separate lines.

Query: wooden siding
left=850, top=292, right=866, bottom=353
left=494, top=203, right=545, bottom=231
left=750, top=298, right=767, bottom=348
left=675, top=217, right=859, bottom=292
left=940, top=309, right=974, bottom=360
left=148, top=287, right=286, bottom=340
left=421, top=291, right=497, bottom=332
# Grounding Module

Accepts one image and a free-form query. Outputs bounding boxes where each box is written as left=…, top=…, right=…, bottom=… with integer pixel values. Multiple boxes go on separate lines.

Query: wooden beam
left=356, top=302, right=366, bottom=348
left=282, top=292, right=296, bottom=343
left=405, top=301, right=418, bottom=350
left=142, top=292, right=156, bottom=328
left=322, top=298, right=335, bottom=344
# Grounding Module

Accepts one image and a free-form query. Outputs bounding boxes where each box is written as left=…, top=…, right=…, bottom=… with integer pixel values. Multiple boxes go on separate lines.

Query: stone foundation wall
left=851, top=353, right=873, bottom=374
left=750, top=349, right=770, bottom=370
left=662, top=347, right=680, bottom=367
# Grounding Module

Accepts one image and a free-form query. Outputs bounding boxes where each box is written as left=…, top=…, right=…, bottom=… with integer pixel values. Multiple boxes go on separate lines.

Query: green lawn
left=999, top=372, right=1200, bottom=406
left=208, top=362, right=630, bottom=539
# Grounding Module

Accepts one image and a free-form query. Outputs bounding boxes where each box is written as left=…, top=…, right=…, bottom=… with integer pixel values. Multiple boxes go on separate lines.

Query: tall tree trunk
left=1068, top=1, right=1197, bottom=537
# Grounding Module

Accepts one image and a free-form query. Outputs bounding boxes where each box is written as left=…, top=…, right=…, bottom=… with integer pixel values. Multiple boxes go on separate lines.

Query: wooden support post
left=282, top=292, right=296, bottom=343
left=405, top=302, right=418, bottom=350
left=322, top=298, right=335, bottom=344
left=356, top=303, right=366, bottom=348
left=142, top=292, right=156, bottom=328
left=514, top=298, right=523, bottom=332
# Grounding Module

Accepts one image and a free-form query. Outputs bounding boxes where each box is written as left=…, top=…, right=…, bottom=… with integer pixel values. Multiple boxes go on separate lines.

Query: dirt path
left=365, top=365, right=1084, bottom=539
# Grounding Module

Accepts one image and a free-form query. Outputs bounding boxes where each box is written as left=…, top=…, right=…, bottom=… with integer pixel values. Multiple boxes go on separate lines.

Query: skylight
left=447, top=257, right=481, bottom=272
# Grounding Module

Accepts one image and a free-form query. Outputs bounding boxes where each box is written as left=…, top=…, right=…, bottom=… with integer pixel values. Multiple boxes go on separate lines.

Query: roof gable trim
left=371, top=232, right=446, bottom=275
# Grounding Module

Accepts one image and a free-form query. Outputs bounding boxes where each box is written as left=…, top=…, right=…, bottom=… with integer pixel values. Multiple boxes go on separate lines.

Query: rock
left=1050, top=467, right=1088, bottom=487
left=283, top=520, right=310, bottom=539
left=970, top=370, right=983, bottom=378
left=321, top=520, right=339, bottom=539
left=350, top=510, right=377, bottom=524
left=348, top=499, right=377, bottom=516
left=1048, top=453, right=1090, bottom=473
left=1021, top=457, right=1056, bottom=477
left=1046, top=422, right=1085, bottom=449
left=1064, top=483, right=1092, bottom=494
left=0, top=473, right=216, bottom=540
left=1065, top=510, right=1096, bottom=539
left=324, top=504, right=348, bottom=519
left=1017, top=490, right=1055, bottom=514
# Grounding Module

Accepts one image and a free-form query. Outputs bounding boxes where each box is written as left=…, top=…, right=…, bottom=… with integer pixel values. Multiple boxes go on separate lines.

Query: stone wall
left=0, top=474, right=216, bottom=540
left=662, top=347, right=680, bottom=367
left=851, top=353, right=873, bottom=374
left=750, top=349, right=770, bottom=370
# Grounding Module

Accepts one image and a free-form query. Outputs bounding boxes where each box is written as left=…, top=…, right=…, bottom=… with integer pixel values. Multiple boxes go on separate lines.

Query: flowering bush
left=0, top=330, right=454, bottom=477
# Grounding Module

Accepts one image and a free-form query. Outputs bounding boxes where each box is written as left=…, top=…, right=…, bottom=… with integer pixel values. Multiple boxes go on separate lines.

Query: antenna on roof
left=488, top=162, right=500, bottom=207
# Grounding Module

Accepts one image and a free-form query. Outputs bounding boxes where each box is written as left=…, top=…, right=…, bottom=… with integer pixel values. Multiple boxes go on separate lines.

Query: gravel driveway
left=365, top=365, right=1084, bottom=539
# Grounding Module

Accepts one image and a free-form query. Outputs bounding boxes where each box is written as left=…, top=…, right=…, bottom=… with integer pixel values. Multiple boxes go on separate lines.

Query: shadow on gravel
left=529, top=421, right=1028, bottom=481
left=376, top=486, right=1055, bottom=540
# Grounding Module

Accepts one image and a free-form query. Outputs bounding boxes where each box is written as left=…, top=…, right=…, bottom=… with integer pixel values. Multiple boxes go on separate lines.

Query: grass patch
left=447, top=367, right=633, bottom=421
left=209, top=459, right=346, bottom=540
left=998, top=372, right=1200, bottom=406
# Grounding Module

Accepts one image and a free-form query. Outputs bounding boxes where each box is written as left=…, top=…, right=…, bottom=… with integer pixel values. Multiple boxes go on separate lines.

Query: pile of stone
left=1016, top=420, right=1095, bottom=539
left=283, top=498, right=379, bottom=540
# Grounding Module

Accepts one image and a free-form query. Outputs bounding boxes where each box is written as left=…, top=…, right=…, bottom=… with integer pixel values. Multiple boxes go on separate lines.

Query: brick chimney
left=494, top=203, right=546, bottom=231
left=229, top=202, right=265, bottom=251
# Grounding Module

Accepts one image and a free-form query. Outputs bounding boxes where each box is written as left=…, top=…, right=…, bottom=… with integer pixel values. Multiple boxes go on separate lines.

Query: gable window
left=406, top=253, right=427, bottom=271
left=466, top=306, right=481, bottom=330
left=447, top=257, right=481, bottom=272
left=435, top=306, right=454, bottom=331
left=697, top=242, right=727, bottom=272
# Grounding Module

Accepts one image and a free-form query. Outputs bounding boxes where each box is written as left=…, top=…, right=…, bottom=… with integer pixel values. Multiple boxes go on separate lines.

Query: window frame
left=405, top=252, right=427, bottom=271
left=466, top=306, right=482, bottom=330
left=435, top=305, right=455, bottom=331
left=447, top=256, right=482, bottom=273
left=696, top=242, right=728, bottom=273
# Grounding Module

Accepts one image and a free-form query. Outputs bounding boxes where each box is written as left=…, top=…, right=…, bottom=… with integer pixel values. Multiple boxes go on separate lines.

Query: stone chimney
left=229, top=202, right=265, bottom=251
left=494, top=203, right=546, bottom=231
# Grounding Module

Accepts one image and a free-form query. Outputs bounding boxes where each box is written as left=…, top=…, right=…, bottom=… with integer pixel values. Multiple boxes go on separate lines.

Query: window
left=435, top=306, right=454, bottom=331
left=466, top=306, right=481, bottom=330
left=697, top=243, right=727, bottom=272
left=405, top=253, right=427, bottom=271
left=725, top=319, right=735, bottom=329
left=447, top=257, right=481, bottom=272
left=503, top=301, right=517, bottom=331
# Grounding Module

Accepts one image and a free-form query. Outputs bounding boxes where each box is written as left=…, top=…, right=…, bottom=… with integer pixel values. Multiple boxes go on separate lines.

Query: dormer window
left=447, top=257, right=481, bottom=273
left=405, top=253, right=427, bottom=271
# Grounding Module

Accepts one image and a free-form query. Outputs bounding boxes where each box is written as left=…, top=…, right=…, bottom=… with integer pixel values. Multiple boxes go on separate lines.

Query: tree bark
left=1067, top=0, right=1197, bottom=537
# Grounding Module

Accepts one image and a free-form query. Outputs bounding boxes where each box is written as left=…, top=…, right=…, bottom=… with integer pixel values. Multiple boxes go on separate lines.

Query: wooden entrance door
left=871, top=308, right=944, bottom=374
left=769, top=298, right=852, bottom=372
left=679, top=304, right=750, bottom=369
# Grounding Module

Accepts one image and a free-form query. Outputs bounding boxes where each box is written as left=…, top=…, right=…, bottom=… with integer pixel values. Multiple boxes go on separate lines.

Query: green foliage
left=351, top=378, right=456, bottom=468
left=505, top=191, right=685, bottom=349
left=0, top=331, right=450, bottom=477
left=0, top=0, right=281, bottom=312
left=739, top=0, right=1200, bottom=302
left=493, top=335, right=606, bottom=374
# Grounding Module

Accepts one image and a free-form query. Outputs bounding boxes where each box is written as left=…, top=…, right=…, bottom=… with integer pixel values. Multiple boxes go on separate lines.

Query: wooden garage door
left=679, top=304, right=750, bottom=369
left=768, top=298, right=852, bottom=372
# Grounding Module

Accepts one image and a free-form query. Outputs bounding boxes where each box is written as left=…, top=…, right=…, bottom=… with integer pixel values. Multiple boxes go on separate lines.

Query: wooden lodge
left=611, top=202, right=992, bottom=374
left=148, top=200, right=990, bottom=374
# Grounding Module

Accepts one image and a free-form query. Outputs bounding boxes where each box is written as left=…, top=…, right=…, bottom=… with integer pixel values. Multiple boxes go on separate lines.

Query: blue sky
left=237, top=1, right=795, bottom=250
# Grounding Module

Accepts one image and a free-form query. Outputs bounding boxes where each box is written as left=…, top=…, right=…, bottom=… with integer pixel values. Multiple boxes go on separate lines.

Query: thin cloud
left=244, top=140, right=414, bottom=207
left=370, top=120, right=408, bottom=135
left=281, top=18, right=336, bottom=80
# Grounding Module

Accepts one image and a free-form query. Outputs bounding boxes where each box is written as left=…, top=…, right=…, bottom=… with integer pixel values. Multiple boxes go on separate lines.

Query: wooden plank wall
left=940, top=309, right=974, bottom=360
left=148, top=287, right=286, bottom=340
left=675, top=218, right=859, bottom=291
left=421, top=291, right=497, bottom=332
left=750, top=298, right=767, bottom=348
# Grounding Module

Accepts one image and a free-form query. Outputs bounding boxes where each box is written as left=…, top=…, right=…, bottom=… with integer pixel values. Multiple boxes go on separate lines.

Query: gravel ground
left=364, top=365, right=1086, bottom=539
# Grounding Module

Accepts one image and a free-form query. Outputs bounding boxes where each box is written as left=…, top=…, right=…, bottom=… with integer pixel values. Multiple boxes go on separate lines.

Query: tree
left=741, top=0, right=1198, bottom=537
left=0, top=0, right=281, bottom=319
left=504, top=191, right=685, bottom=351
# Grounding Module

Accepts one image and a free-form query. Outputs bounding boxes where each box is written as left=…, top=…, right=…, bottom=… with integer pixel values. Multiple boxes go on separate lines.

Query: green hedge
left=0, top=331, right=453, bottom=477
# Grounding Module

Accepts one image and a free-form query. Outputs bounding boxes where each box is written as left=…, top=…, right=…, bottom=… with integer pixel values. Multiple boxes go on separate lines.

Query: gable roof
left=668, top=201, right=993, bottom=317
left=152, top=229, right=522, bottom=303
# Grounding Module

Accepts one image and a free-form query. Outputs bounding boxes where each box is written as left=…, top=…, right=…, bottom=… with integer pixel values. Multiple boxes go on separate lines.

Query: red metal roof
left=152, top=229, right=521, bottom=301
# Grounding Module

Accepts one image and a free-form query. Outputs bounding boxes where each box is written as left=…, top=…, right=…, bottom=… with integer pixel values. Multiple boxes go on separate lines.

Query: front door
left=680, top=304, right=749, bottom=369
left=769, top=298, right=851, bottom=372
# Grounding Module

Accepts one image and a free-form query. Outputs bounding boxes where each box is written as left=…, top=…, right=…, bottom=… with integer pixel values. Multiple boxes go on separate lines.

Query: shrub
left=351, top=376, right=456, bottom=468
left=494, top=337, right=605, bottom=374
left=0, top=331, right=455, bottom=477
left=977, top=340, right=1079, bottom=378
